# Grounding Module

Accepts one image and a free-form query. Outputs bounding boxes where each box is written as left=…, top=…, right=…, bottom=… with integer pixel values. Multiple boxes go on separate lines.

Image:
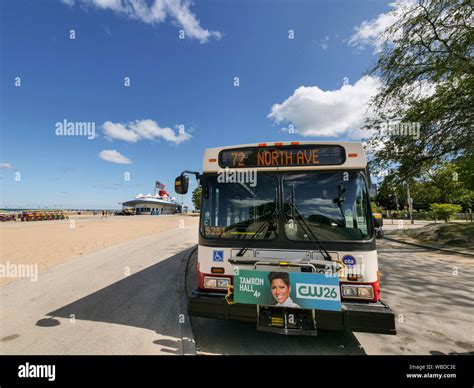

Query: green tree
left=365, top=0, right=473, bottom=178
left=426, top=163, right=474, bottom=209
left=376, top=175, right=408, bottom=210
left=192, top=186, right=202, bottom=211
left=410, top=179, right=440, bottom=211
left=371, top=202, right=382, bottom=213
left=377, top=162, right=474, bottom=212
left=430, top=203, right=462, bottom=222
left=455, top=152, right=474, bottom=191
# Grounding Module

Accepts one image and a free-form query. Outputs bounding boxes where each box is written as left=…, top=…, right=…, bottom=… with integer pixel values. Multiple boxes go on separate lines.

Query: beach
left=0, top=214, right=199, bottom=287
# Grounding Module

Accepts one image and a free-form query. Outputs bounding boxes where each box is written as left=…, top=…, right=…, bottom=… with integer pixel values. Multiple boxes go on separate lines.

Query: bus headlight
left=204, top=276, right=231, bottom=289
left=217, top=279, right=230, bottom=288
left=341, top=286, right=358, bottom=297
left=204, top=278, right=217, bottom=288
left=341, top=284, right=374, bottom=299
left=357, top=287, right=374, bottom=299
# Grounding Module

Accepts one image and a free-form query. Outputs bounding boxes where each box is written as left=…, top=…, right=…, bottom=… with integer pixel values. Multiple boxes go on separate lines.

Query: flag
left=155, top=181, right=165, bottom=189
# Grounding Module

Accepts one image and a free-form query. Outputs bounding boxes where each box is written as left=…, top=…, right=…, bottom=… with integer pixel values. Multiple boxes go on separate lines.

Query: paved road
left=187, top=239, right=474, bottom=355
left=0, top=226, right=197, bottom=355
left=2, top=226, right=472, bottom=356
left=357, top=239, right=474, bottom=355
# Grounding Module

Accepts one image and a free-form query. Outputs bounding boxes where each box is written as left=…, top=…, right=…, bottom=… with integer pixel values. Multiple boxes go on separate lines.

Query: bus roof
left=202, top=141, right=367, bottom=172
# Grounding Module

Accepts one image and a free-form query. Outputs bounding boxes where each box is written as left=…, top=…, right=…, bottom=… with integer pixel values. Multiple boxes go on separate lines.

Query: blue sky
left=0, top=0, right=394, bottom=209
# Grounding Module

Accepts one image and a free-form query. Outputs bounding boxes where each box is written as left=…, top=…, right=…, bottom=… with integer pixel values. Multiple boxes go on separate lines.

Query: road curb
left=383, top=236, right=474, bottom=257
left=177, top=245, right=198, bottom=355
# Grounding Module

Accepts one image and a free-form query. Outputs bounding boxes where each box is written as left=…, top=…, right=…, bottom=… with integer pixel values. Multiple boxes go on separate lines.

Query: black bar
left=0, top=355, right=471, bottom=386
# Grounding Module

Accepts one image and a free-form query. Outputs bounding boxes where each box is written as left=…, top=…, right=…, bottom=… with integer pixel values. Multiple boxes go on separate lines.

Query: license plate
left=258, top=306, right=316, bottom=331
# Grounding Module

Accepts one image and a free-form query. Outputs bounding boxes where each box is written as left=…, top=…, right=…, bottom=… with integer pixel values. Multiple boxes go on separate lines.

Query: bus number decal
left=205, top=226, right=225, bottom=236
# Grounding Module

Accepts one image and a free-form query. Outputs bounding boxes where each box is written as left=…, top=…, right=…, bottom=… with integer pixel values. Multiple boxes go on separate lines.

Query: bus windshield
left=201, top=173, right=278, bottom=240
left=283, top=171, right=372, bottom=241
left=200, top=171, right=373, bottom=241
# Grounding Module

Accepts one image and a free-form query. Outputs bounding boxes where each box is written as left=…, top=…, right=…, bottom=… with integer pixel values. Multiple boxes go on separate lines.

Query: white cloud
left=319, top=35, right=329, bottom=50
left=229, top=199, right=271, bottom=208
left=268, top=76, right=382, bottom=138
left=301, top=198, right=334, bottom=206
left=65, top=0, right=221, bottom=43
left=363, top=139, right=386, bottom=154
left=99, top=150, right=132, bottom=164
left=103, top=121, right=139, bottom=143
left=103, top=119, right=191, bottom=144
left=60, top=0, right=75, bottom=5
left=0, top=162, right=15, bottom=170
left=348, top=0, right=416, bottom=52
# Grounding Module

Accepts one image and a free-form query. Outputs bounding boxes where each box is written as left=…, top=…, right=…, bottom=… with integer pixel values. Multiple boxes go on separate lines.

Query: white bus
left=175, top=141, right=396, bottom=335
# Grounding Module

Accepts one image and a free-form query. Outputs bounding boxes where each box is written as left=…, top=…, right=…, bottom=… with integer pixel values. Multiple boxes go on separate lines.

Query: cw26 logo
left=296, top=284, right=339, bottom=299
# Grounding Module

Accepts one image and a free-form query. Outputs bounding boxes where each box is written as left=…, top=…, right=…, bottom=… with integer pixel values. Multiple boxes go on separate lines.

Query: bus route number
left=231, top=152, right=246, bottom=167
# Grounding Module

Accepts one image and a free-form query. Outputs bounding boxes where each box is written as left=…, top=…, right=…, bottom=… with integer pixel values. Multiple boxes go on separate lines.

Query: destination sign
left=219, top=145, right=345, bottom=168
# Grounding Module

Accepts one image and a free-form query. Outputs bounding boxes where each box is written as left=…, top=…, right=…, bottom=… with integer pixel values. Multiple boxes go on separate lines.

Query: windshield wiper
left=287, top=202, right=332, bottom=261
left=333, top=184, right=346, bottom=222
left=236, top=205, right=279, bottom=257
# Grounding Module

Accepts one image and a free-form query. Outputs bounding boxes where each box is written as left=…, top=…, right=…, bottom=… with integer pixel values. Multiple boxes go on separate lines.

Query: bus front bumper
left=188, top=290, right=396, bottom=335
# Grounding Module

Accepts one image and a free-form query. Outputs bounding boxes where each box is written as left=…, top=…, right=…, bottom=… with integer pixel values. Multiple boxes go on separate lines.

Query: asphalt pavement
left=187, top=238, right=474, bottom=355
left=0, top=226, right=197, bottom=355
left=2, top=226, right=472, bottom=355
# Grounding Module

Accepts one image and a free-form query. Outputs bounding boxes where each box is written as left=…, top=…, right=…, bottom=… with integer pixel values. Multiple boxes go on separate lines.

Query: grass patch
left=388, top=223, right=474, bottom=248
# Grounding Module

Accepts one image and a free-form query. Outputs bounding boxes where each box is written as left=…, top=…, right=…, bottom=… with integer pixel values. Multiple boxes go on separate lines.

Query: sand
left=0, top=215, right=199, bottom=286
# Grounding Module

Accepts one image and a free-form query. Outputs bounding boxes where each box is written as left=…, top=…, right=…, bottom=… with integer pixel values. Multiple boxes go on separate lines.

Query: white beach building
left=121, top=192, right=181, bottom=215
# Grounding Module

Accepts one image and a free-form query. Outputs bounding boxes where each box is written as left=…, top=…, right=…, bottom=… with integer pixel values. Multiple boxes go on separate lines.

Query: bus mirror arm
left=180, top=170, right=202, bottom=182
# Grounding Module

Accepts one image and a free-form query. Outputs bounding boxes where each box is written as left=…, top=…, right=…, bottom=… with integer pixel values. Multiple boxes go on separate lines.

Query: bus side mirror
left=175, top=175, right=189, bottom=194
